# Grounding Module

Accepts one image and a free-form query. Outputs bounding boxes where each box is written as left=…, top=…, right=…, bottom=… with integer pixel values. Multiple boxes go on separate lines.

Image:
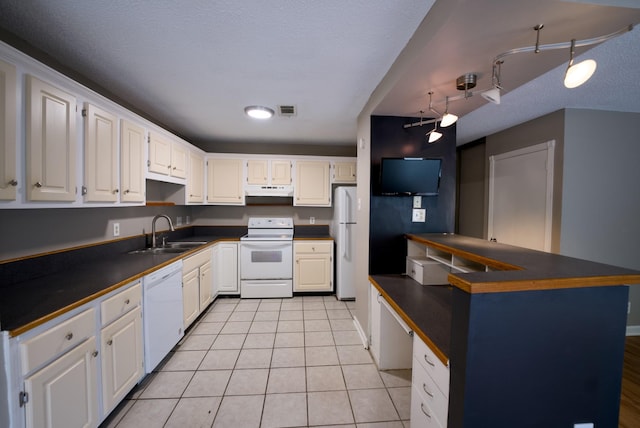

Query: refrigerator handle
left=343, top=223, right=349, bottom=259
left=343, top=190, right=350, bottom=224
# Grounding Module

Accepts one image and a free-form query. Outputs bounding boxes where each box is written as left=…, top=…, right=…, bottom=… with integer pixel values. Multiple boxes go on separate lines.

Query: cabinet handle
left=173, top=166, right=177, bottom=170
left=124, top=189, right=130, bottom=194
left=107, top=339, right=113, bottom=346
left=424, top=354, right=435, bottom=367
left=422, top=382, right=434, bottom=397
left=8, top=179, right=17, bottom=186
left=420, top=403, right=431, bottom=418
left=124, top=299, right=130, bottom=305
left=65, top=332, right=73, bottom=341
left=92, top=350, right=99, bottom=358
left=34, top=181, right=43, bottom=188
left=113, top=189, right=119, bottom=194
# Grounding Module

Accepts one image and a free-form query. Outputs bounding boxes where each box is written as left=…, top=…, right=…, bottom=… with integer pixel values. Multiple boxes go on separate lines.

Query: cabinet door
left=182, top=269, right=200, bottom=328
left=24, top=337, right=98, bottom=428
left=294, top=253, right=332, bottom=292
left=199, top=261, right=213, bottom=309
left=26, top=75, right=77, bottom=201
left=0, top=59, right=17, bottom=201
left=246, top=159, right=268, bottom=185
left=333, top=161, right=356, bottom=183
left=148, top=132, right=171, bottom=175
left=216, top=243, right=238, bottom=293
left=206, top=158, right=244, bottom=205
left=120, top=120, right=146, bottom=203
left=83, top=103, right=118, bottom=202
left=187, top=150, right=205, bottom=203
left=171, top=143, right=188, bottom=179
left=101, top=306, right=143, bottom=415
left=294, top=161, right=330, bottom=206
left=271, top=160, right=291, bottom=185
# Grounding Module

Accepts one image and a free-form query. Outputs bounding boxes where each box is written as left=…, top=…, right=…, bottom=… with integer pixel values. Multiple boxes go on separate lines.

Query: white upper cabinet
left=148, top=132, right=187, bottom=180
left=187, top=150, right=205, bottom=203
left=120, top=120, right=146, bottom=203
left=247, top=159, right=291, bottom=186
left=26, top=75, right=77, bottom=202
left=207, top=158, right=244, bottom=205
left=333, top=161, right=356, bottom=183
left=83, top=103, right=118, bottom=202
left=294, top=160, right=331, bottom=206
left=0, top=59, right=17, bottom=201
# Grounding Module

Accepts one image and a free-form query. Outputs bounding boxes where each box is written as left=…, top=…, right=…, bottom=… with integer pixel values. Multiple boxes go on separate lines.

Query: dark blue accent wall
left=369, top=115, right=456, bottom=274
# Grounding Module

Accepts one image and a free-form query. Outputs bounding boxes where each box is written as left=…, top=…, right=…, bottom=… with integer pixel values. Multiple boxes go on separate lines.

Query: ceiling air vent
left=278, top=105, right=297, bottom=117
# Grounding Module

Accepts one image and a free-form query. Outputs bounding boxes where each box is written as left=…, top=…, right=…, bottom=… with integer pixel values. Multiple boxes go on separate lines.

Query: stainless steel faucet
left=151, top=214, right=175, bottom=247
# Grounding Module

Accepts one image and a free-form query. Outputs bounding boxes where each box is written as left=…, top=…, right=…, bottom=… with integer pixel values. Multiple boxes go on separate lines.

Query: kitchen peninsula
left=370, top=233, right=640, bottom=428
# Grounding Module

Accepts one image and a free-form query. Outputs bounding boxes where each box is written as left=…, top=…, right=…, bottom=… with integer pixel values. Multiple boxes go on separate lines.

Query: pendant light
left=563, top=39, right=597, bottom=89
left=427, top=121, right=442, bottom=143
left=439, top=97, right=458, bottom=127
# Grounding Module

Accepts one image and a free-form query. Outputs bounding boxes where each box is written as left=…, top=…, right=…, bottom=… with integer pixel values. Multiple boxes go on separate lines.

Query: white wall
left=561, top=109, right=640, bottom=325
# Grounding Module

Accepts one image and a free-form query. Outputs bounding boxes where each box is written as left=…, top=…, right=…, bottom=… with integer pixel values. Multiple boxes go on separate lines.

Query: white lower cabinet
left=293, top=241, right=333, bottom=292
left=23, top=335, right=99, bottom=428
left=215, top=242, right=239, bottom=294
left=411, top=335, right=450, bottom=427
left=182, top=247, right=214, bottom=328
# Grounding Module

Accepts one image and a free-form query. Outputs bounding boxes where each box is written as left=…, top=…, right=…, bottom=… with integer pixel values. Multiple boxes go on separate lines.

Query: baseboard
left=626, top=325, right=640, bottom=336
left=353, top=316, right=369, bottom=349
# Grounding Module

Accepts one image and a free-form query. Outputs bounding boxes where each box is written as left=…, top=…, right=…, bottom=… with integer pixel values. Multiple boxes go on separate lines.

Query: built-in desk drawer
left=413, top=356, right=449, bottom=425
left=20, top=308, right=96, bottom=375
left=101, top=282, right=141, bottom=326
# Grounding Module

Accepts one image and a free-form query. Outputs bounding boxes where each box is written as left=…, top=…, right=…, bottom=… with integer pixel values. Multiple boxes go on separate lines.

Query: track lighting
left=427, top=122, right=442, bottom=143
left=563, top=39, right=597, bottom=88
left=481, top=61, right=502, bottom=104
left=439, top=97, right=458, bottom=127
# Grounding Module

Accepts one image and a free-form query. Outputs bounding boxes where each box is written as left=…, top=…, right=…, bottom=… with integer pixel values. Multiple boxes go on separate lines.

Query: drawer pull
left=107, top=339, right=113, bottom=346
left=8, top=179, right=17, bottom=186
left=92, top=350, right=98, bottom=358
left=124, top=299, right=130, bottom=305
left=422, top=382, right=434, bottom=397
left=424, top=354, right=435, bottom=367
left=65, top=332, right=73, bottom=341
left=420, top=403, right=431, bottom=418
left=34, top=181, right=43, bottom=188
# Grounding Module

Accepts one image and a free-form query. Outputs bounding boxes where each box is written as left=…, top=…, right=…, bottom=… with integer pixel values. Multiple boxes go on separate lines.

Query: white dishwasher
left=143, top=260, right=184, bottom=373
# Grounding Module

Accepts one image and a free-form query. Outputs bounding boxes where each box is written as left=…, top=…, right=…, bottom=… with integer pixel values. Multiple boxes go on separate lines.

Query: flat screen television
left=379, top=157, right=442, bottom=196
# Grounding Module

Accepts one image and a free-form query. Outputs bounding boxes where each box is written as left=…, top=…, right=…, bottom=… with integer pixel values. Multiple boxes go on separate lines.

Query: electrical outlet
left=413, top=195, right=422, bottom=208
left=176, top=216, right=183, bottom=226
left=412, top=209, right=426, bottom=222
left=186, top=216, right=191, bottom=224
left=310, top=216, right=316, bottom=224
left=113, top=222, right=120, bottom=237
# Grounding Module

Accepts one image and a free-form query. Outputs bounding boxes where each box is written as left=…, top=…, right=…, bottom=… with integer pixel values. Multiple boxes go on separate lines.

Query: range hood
left=245, top=184, right=294, bottom=197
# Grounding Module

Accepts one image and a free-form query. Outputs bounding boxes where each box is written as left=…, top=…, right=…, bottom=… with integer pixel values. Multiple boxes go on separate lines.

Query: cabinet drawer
left=413, top=335, right=449, bottom=396
left=101, top=282, right=141, bottom=326
left=411, top=383, right=445, bottom=428
left=406, top=257, right=450, bottom=285
left=20, top=308, right=96, bottom=375
left=413, top=357, right=449, bottom=425
left=295, top=241, right=332, bottom=254
left=183, top=247, right=211, bottom=272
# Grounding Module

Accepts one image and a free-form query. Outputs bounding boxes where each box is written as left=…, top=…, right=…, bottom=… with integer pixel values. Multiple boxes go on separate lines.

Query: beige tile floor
left=100, top=295, right=411, bottom=428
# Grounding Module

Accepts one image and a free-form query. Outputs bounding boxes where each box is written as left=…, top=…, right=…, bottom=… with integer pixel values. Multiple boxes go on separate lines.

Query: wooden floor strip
left=620, top=335, right=640, bottom=428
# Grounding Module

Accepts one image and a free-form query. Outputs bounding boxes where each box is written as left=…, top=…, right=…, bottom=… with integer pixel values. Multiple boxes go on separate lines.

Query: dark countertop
left=1, top=224, right=333, bottom=336
left=370, top=275, right=452, bottom=364
left=407, top=233, right=640, bottom=293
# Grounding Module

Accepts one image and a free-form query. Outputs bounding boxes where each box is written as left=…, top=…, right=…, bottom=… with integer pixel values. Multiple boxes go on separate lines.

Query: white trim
left=626, top=325, right=640, bottom=336
left=353, top=316, right=369, bottom=349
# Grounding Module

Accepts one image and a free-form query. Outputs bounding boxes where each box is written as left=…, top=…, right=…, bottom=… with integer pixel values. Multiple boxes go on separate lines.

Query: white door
left=83, top=103, right=118, bottom=202
left=488, top=141, right=555, bottom=252
left=120, top=120, right=146, bottom=203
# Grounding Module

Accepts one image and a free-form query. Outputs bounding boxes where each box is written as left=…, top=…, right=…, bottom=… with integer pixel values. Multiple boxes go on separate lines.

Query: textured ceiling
left=0, top=0, right=639, bottom=149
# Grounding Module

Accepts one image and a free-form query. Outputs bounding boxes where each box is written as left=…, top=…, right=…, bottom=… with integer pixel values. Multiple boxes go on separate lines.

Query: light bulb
left=564, top=59, right=597, bottom=89
left=244, top=106, right=274, bottom=119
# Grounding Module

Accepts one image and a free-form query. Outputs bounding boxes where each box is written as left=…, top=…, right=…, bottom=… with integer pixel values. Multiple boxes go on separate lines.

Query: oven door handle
left=241, top=241, right=292, bottom=250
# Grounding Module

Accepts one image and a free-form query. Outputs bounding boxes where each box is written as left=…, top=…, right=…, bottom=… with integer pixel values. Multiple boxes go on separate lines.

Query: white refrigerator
left=331, top=186, right=357, bottom=300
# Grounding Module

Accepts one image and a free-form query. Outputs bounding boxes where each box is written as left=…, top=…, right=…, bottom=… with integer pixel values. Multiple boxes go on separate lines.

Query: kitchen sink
left=128, top=242, right=207, bottom=255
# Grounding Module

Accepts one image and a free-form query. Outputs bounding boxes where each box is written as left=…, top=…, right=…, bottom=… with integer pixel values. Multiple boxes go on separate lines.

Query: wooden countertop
left=407, top=233, right=640, bottom=294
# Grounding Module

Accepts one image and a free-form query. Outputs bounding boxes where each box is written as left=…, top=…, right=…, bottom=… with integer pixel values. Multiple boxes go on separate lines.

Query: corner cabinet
left=187, top=150, right=205, bottom=203
left=0, top=59, right=17, bottom=201
left=294, top=160, right=331, bottom=206
left=120, top=120, right=146, bottom=203
left=148, top=132, right=187, bottom=180
left=293, top=240, right=333, bottom=292
left=25, top=75, right=77, bottom=202
left=83, top=103, right=118, bottom=202
left=207, top=158, right=244, bottom=205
